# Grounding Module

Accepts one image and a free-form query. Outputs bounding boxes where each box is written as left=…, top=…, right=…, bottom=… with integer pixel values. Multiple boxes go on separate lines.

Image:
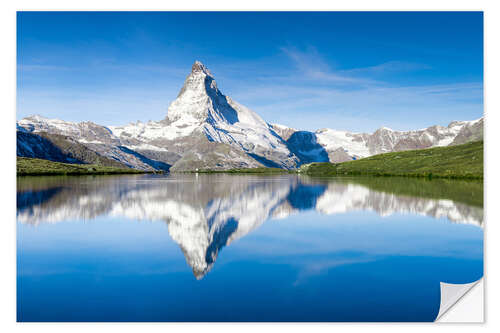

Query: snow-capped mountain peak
left=16, top=61, right=483, bottom=171
left=159, top=61, right=299, bottom=168
left=191, top=60, right=212, bottom=75
left=166, top=61, right=216, bottom=123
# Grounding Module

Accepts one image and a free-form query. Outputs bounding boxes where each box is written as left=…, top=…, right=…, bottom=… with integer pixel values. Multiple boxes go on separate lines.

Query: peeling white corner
left=435, top=278, right=483, bottom=322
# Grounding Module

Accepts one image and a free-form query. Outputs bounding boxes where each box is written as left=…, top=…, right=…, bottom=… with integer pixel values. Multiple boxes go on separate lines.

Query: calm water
left=17, top=174, right=483, bottom=322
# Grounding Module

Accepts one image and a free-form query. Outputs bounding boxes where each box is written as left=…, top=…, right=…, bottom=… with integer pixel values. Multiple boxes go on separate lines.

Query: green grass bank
left=17, top=157, right=151, bottom=176
left=300, top=141, right=483, bottom=180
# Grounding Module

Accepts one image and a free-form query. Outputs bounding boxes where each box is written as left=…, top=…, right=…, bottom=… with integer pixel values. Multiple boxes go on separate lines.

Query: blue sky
left=17, top=11, right=483, bottom=132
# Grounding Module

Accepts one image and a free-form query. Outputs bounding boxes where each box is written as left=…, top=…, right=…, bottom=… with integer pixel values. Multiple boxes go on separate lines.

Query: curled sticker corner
left=435, top=278, right=483, bottom=322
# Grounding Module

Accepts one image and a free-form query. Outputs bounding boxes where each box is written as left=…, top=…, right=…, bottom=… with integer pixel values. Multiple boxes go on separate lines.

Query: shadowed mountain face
left=16, top=61, right=483, bottom=171
left=17, top=131, right=80, bottom=164
left=17, top=130, right=163, bottom=171
left=285, top=131, right=330, bottom=164
left=17, top=175, right=483, bottom=279
left=16, top=131, right=129, bottom=168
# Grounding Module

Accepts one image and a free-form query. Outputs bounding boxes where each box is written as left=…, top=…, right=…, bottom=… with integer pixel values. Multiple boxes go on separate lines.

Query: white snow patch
left=315, top=129, right=370, bottom=157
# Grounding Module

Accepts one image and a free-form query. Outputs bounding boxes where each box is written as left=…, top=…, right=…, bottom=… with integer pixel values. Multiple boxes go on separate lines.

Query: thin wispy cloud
left=341, top=60, right=432, bottom=75
left=17, top=12, right=482, bottom=131
left=227, top=47, right=482, bottom=132
left=281, top=46, right=377, bottom=85
left=279, top=46, right=433, bottom=87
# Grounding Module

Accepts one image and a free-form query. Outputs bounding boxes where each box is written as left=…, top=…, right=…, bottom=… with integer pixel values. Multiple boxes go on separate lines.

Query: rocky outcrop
left=450, top=118, right=484, bottom=145
left=169, top=140, right=264, bottom=172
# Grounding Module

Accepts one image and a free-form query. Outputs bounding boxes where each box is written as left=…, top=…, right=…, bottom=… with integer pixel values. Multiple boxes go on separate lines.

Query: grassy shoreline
left=300, top=141, right=483, bottom=180
left=17, top=157, right=154, bottom=176
left=322, top=175, right=483, bottom=207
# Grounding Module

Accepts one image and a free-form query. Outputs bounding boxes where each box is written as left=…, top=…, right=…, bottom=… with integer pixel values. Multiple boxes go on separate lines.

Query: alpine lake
left=17, top=173, right=483, bottom=322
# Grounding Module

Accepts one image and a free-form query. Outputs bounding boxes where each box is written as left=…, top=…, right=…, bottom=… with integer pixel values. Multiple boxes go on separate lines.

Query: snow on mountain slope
left=271, top=116, right=483, bottom=163
left=18, top=115, right=120, bottom=145
left=449, top=117, right=484, bottom=146
left=17, top=116, right=169, bottom=170
left=16, top=61, right=483, bottom=170
left=18, top=175, right=483, bottom=227
left=109, top=61, right=298, bottom=169
left=109, top=120, right=191, bottom=142
left=315, top=182, right=483, bottom=226
left=315, top=129, right=371, bottom=158
left=363, top=118, right=483, bottom=154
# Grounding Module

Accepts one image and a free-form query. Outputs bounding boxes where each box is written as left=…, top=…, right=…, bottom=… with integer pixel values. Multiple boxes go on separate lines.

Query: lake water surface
left=17, top=174, right=483, bottom=322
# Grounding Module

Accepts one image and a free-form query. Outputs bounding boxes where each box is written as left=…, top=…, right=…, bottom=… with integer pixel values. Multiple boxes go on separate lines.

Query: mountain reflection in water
left=17, top=174, right=483, bottom=279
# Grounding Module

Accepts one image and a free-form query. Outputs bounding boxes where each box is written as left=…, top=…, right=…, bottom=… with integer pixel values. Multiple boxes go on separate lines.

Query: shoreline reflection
left=17, top=174, right=483, bottom=278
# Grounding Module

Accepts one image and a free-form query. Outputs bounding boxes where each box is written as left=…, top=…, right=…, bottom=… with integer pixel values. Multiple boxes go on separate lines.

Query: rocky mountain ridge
left=17, top=61, right=484, bottom=170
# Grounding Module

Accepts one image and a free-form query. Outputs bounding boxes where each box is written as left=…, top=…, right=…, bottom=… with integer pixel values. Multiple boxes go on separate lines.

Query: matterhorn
left=17, top=61, right=483, bottom=171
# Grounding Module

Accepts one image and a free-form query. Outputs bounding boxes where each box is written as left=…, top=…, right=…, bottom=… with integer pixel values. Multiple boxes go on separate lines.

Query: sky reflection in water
left=17, top=174, right=483, bottom=322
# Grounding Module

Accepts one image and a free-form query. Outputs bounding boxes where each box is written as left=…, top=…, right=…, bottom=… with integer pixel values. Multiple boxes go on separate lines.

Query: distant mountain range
left=16, top=61, right=484, bottom=171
